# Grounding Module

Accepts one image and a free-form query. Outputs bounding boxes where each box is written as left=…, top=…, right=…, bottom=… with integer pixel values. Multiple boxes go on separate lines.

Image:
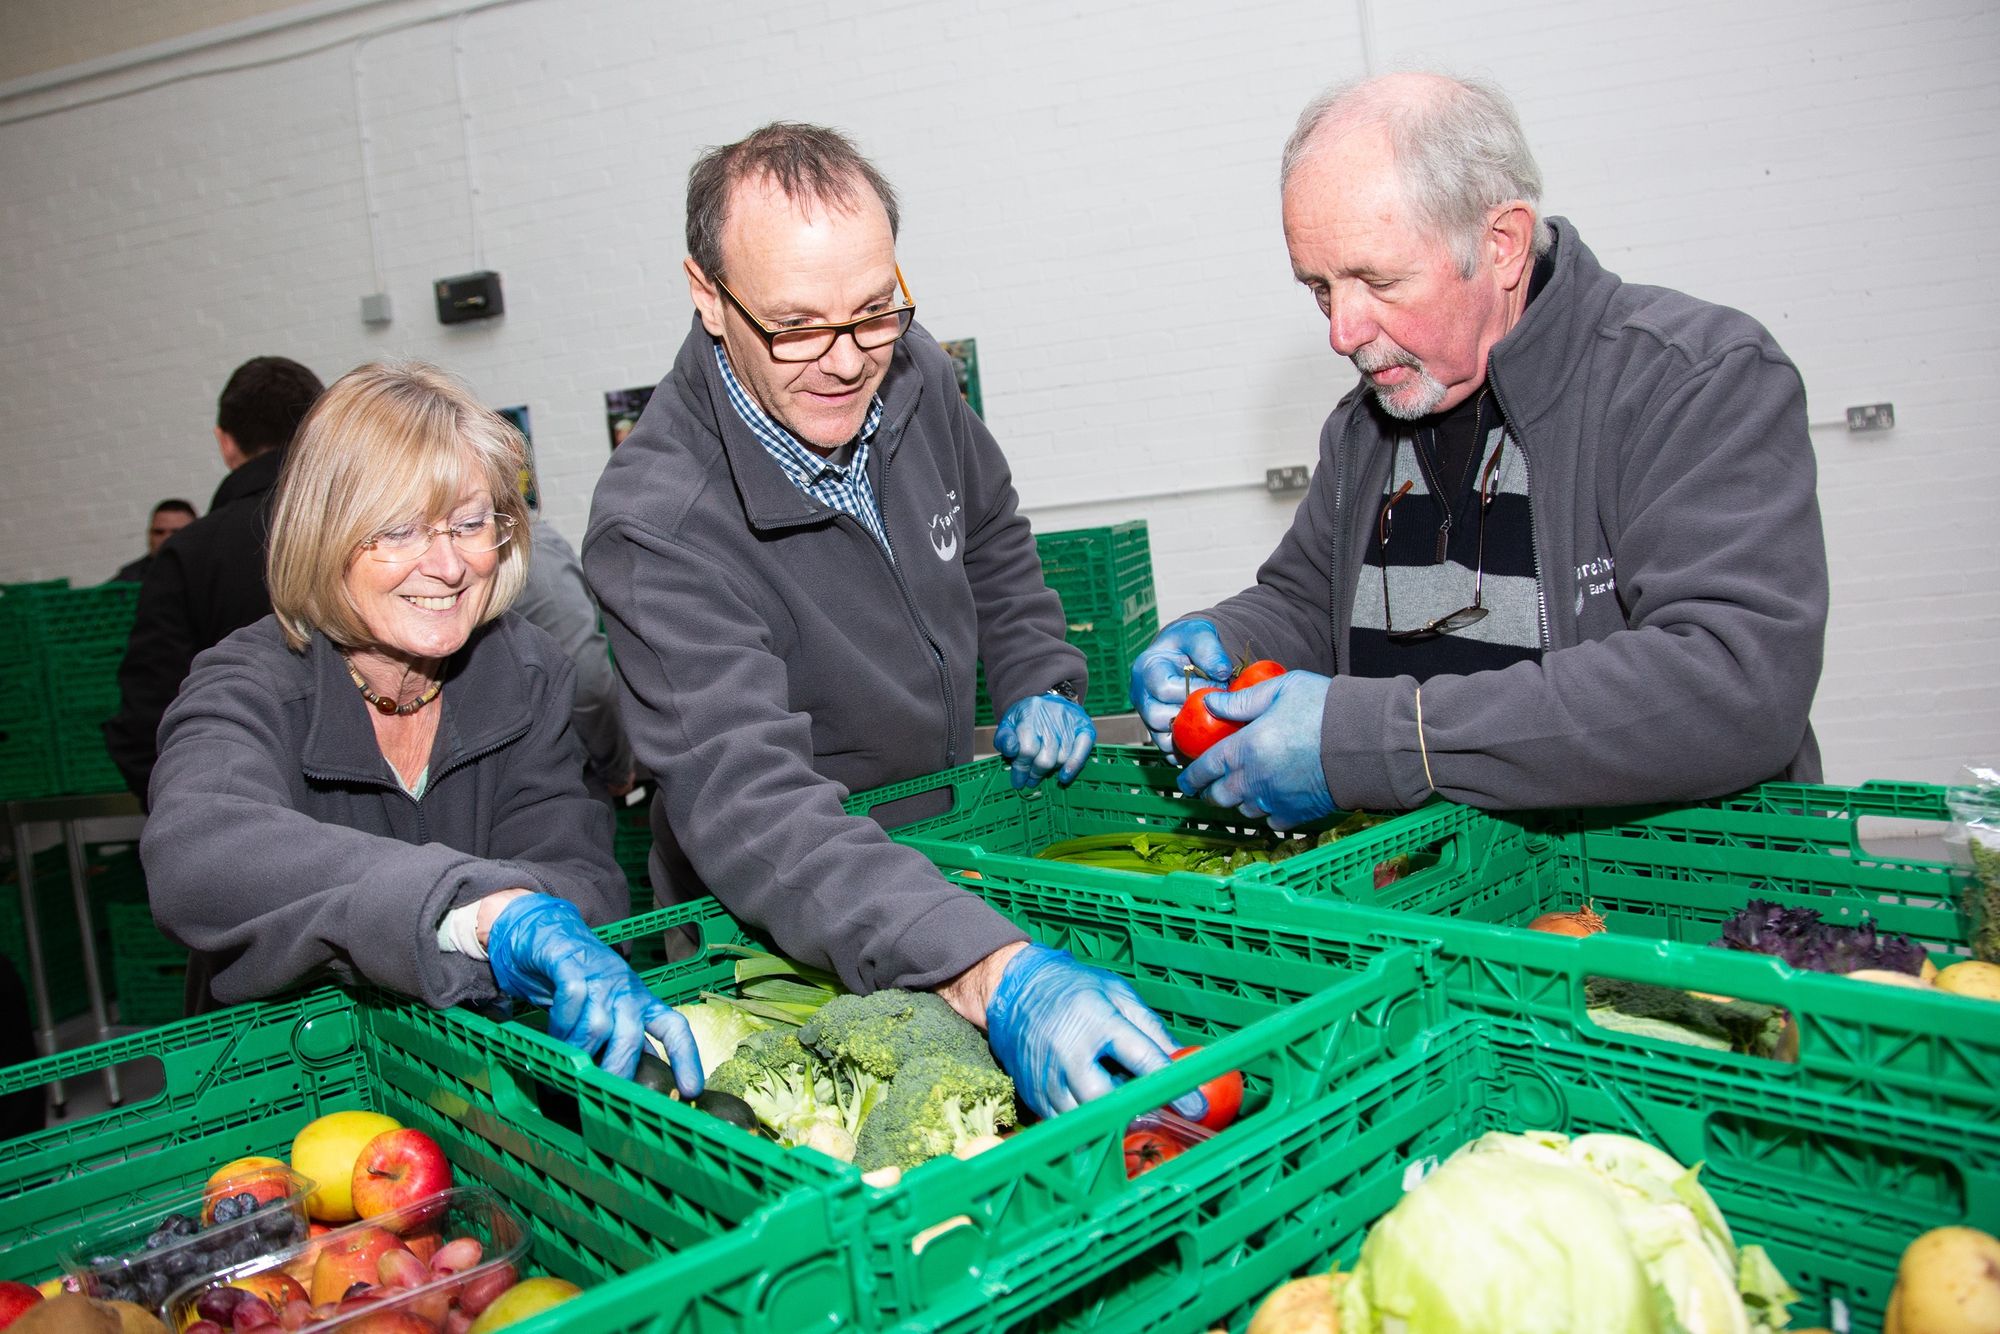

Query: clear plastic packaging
left=62, top=1164, right=315, bottom=1314
left=162, top=1184, right=530, bottom=1331
left=1945, top=765, right=2000, bottom=963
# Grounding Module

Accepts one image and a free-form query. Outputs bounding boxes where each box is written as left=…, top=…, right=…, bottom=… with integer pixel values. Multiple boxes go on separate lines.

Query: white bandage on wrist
left=436, top=902, right=489, bottom=960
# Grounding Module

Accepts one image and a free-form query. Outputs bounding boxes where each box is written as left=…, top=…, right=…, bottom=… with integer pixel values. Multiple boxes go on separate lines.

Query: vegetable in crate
left=1036, top=811, right=1393, bottom=877
left=1718, top=898, right=1929, bottom=976
left=704, top=989, right=1018, bottom=1171
left=1333, top=1130, right=1797, bottom=1333
left=1883, top=1225, right=2000, bottom=1334
left=1945, top=768, right=2000, bottom=964
left=1584, top=976, right=1791, bottom=1058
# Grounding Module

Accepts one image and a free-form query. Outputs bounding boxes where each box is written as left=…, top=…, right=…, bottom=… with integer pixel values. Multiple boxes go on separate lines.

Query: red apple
left=403, top=1228, right=441, bottom=1264
left=351, top=1129, right=453, bottom=1221
left=0, top=1281, right=42, bottom=1329
left=310, top=1226, right=414, bottom=1306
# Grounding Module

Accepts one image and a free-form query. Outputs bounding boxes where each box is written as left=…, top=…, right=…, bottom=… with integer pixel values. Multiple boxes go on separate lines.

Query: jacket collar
left=209, top=446, right=287, bottom=510
left=670, top=312, right=925, bottom=534
left=299, top=617, right=534, bottom=787
left=1484, top=217, right=1602, bottom=436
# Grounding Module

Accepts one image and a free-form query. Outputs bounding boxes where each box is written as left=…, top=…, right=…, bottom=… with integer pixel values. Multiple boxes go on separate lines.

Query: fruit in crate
left=291, top=1111, right=403, bottom=1222
left=465, top=1277, right=582, bottom=1331
left=0, top=1282, right=42, bottom=1329
left=201, top=1157, right=290, bottom=1223
left=229, top=1272, right=309, bottom=1310
left=308, top=1226, right=413, bottom=1306
left=350, top=1129, right=454, bottom=1220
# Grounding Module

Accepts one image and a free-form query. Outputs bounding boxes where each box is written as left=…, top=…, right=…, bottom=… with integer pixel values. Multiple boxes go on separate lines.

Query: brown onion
left=1527, top=904, right=1607, bottom=937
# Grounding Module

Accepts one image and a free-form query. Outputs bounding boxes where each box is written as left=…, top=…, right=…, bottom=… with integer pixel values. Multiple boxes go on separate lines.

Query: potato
left=1893, top=1225, right=2000, bottom=1334
left=1247, top=1272, right=1345, bottom=1334
left=1934, top=961, right=2000, bottom=1001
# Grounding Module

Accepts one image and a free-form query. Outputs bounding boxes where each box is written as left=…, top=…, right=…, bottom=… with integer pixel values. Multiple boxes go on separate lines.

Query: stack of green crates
left=0, top=581, right=138, bottom=798
left=0, top=841, right=150, bottom=1025
left=0, top=581, right=68, bottom=800
left=976, top=520, right=1158, bottom=724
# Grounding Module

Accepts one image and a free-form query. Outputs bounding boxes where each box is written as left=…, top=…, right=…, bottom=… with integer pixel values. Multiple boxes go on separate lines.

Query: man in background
left=106, top=355, right=324, bottom=801
left=111, top=499, right=197, bottom=584
left=1133, top=72, right=1827, bottom=825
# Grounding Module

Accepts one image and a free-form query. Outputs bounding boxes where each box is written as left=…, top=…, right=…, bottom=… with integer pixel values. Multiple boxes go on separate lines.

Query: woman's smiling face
left=344, top=487, right=500, bottom=664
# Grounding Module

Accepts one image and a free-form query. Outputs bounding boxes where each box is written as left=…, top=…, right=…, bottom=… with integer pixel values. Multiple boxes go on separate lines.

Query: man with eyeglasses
left=585, top=123, right=1203, bottom=1124
left=1134, top=72, right=1828, bottom=824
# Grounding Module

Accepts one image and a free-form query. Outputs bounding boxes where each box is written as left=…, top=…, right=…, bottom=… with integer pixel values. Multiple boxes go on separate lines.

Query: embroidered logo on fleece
left=929, top=491, right=964, bottom=561
left=1574, top=554, right=1617, bottom=615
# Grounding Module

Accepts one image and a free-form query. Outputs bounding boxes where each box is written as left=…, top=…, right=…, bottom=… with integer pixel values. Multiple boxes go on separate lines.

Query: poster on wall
left=938, top=338, right=983, bottom=418
left=497, top=405, right=538, bottom=510
left=605, top=386, right=655, bottom=450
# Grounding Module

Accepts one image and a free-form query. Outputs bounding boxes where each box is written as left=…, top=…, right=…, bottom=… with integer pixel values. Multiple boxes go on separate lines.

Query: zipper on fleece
left=1483, top=378, right=1552, bottom=650
left=855, top=447, right=958, bottom=770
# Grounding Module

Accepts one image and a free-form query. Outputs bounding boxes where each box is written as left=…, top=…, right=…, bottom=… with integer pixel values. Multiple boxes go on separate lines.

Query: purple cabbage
left=1718, top=899, right=1929, bottom=976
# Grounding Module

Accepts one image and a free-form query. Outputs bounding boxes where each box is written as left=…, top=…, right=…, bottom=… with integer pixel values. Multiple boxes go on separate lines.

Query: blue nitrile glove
left=993, top=693, right=1097, bottom=789
left=985, top=944, right=1206, bottom=1122
left=1178, top=671, right=1335, bottom=830
left=485, top=893, right=702, bottom=1094
left=1129, top=619, right=1235, bottom=754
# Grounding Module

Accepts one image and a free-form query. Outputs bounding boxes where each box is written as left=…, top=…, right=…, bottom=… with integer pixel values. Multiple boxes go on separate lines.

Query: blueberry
left=166, top=1213, right=198, bottom=1237
left=233, top=1192, right=257, bottom=1213
left=211, top=1197, right=240, bottom=1224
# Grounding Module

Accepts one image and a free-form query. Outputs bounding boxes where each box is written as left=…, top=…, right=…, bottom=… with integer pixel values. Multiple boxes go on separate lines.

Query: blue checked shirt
left=715, top=343, right=890, bottom=554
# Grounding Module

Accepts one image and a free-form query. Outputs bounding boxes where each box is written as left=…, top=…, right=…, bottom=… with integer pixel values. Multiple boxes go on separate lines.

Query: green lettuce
left=1337, top=1130, right=1797, bottom=1334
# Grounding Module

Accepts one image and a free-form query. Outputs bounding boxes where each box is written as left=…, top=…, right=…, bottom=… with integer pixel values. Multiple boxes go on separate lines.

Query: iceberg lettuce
left=1337, top=1130, right=1797, bottom=1333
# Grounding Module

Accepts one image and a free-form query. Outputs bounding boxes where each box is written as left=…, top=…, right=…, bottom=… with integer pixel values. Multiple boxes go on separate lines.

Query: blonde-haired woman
left=143, top=361, right=698, bottom=1093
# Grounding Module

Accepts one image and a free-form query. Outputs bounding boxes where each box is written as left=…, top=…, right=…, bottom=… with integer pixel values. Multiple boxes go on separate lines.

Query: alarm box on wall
left=434, top=271, right=504, bottom=324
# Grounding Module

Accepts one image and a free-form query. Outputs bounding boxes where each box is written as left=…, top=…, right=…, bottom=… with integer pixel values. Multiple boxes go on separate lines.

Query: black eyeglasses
left=1378, top=437, right=1507, bottom=642
left=713, top=265, right=916, bottom=363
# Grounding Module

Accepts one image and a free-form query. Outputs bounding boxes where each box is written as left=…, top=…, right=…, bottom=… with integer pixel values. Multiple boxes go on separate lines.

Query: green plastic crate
left=0, top=713, right=58, bottom=801
left=587, top=867, right=1436, bottom=1333
left=0, top=841, right=144, bottom=1021
left=1035, top=520, right=1155, bottom=628
left=0, top=905, right=873, bottom=1332
left=0, top=584, right=140, bottom=797
left=847, top=744, right=1428, bottom=913
left=974, top=521, right=1159, bottom=725
left=106, top=902, right=185, bottom=1027
left=1181, top=1010, right=1998, bottom=1334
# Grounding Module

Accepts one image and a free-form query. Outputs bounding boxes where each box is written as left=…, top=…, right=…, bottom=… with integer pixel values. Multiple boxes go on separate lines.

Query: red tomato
left=1171, top=1046, right=1244, bottom=1131
left=1123, top=1129, right=1184, bottom=1178
left=1171, top=687, right=1241, bottom=760
left=1230, top=659, right=1286, bottom=690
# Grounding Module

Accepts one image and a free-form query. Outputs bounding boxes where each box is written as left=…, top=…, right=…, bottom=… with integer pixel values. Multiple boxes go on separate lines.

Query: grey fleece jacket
left=584, top=316, right=1081, bottom=995
left=142, top=613, right=624, bottom=1008
left=1196, top=219, right=1827, bottom=810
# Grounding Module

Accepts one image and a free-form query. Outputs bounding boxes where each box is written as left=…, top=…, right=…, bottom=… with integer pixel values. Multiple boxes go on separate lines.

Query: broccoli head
left=800, top=988, right=1002, bottom=1080
left=851, top=1052, right=1017, bottom=1174
left=707, top=1028, right=857, bottom=1158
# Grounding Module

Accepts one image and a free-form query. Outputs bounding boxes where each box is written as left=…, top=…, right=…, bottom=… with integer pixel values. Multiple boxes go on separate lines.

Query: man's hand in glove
left=994, top=693, right=1097, bottom=789
left=983, top=943, right=1206, bottom=1121
left=1177, top=670, right=1335, bottom=830
left=1129, top=619, right=1233, bottom=754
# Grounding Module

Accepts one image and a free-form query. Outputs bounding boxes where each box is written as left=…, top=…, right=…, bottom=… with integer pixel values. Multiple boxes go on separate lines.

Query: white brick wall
left=2, top=0, right=1995, bottom=785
